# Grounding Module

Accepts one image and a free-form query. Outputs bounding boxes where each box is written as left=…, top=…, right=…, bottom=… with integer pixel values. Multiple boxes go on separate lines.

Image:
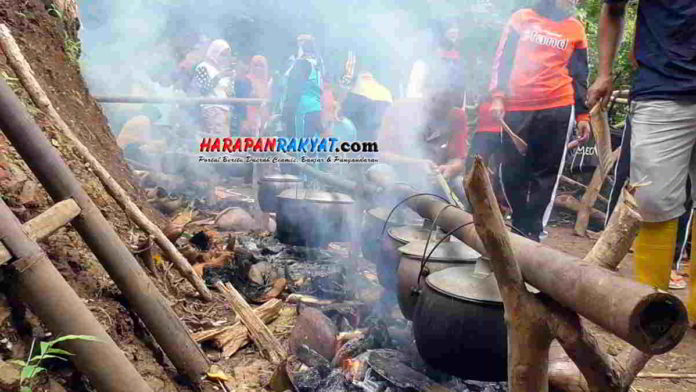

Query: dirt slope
left=0, top=1, right=181, bottom=391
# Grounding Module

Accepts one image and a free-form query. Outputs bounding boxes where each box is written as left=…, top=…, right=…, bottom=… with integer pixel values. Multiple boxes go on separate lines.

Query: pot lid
left=367, top=207, right=422, bottom=225
left=425, top=259, right=539, bottom=304
left=387, top=225, right=447, bottom=245
left=397, top=240, right=480, bottom=262
left=277, top=189, right=354, bottom=204
left=259, top=174, right=302, bottom=183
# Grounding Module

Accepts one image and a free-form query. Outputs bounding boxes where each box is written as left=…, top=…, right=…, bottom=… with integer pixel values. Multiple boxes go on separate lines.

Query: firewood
left=0, top=24, right=212, bottom=301
left=590, top=103, right=614, bottom=176
left=214, top=281, right=286, bottom=363
left=559, top=176, right=609, bottom=204
left=135, top=235, right=158, bottom=277
left=286, top=294, right=335, bottom=306
left=574, top=148, right=621, bottom=236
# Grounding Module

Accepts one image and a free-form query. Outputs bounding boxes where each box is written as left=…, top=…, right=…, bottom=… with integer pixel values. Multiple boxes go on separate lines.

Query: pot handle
left=417, top=203, right=457, bottom=286
left=379, top=192, right=449, bottom=238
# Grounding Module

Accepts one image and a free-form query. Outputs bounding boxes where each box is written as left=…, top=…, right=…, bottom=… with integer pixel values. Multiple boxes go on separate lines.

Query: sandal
left=669, top=271, right=687, bottom=290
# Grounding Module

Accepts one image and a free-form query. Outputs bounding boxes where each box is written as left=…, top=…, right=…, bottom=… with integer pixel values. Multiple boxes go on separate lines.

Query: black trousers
left=501, top=106, right=572, bottom=238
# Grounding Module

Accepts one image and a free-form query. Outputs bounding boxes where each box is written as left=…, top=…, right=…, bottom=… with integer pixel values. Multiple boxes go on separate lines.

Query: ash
left=202, top=233, right=507, bottom=392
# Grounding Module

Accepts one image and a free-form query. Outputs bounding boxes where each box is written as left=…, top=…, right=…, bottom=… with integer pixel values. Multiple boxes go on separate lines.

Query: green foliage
left=63, top=31, right=82, bottom=64
left=10, top=335, right=98, bottom=392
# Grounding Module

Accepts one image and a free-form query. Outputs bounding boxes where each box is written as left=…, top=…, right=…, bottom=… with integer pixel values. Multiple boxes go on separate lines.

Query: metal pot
left=276, top=189, right=355, bottom=247
left=396, top=240, right=480, bottom=320
left=378, top=225, right=447, bottom=290
left=412, top=260, right=538, bottom=381
left=257, top=174, right=302, bottom=212
left=360, top=208, right=422, bottom=264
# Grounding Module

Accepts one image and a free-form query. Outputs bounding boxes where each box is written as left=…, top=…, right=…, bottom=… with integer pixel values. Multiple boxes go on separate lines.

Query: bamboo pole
left=0, top=199, right=81, bottom=264
left=0, top=199, right=152, bottom=392
left=94, top=95, right=266, bottom=106
left=0, top=23, right=212, bottom=302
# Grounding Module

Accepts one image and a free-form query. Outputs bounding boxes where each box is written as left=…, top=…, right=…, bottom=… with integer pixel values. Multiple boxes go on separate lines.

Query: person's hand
left=567, top=120, right=592, bottom=149
left=587, top=75, right=613, bottom=110
left=490, top=97, right=505, bottom=120
left=437, top=160, right=464, bottom=179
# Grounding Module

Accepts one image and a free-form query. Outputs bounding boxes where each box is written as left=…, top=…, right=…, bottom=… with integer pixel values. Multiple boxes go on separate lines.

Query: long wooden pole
left=0, top=23, right=212, bottom=302
left=94, top=95, right=267, bottom=106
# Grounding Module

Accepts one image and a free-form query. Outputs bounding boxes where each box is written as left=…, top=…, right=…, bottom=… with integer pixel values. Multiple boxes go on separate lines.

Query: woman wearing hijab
left=489, top=0, right=591, bottom=242
left=191, top=39, right=235, bottom=135
left=242, top=55, right=271, bottom=137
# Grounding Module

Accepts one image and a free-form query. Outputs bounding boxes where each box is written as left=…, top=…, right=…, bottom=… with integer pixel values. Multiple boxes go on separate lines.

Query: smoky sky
left=78, top=0, right=518, bottom=99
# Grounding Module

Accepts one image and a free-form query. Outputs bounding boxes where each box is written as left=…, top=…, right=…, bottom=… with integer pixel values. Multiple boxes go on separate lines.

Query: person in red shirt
left=490, top=0, right=591, bottom=241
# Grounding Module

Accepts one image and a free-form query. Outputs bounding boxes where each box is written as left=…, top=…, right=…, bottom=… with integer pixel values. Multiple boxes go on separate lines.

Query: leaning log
left=0, top=199, right=152, bottom=392
left=0, top=77, right=210, bottom=382
left=0, top=24, right=213, bottom=302
left=575, top=148, right=621, bottom=236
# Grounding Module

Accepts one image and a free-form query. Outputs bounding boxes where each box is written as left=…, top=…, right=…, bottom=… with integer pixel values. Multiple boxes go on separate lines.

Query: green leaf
left=50, top=335, right=99, bottom=345
left=29, top=354, right=68, bottom=362
left=46, top=348, right=74, bottom=357
left=39, top=341, right=52, bottom=355
left=21, top=365, right=45, bottom=380
left=7, top=359, right=27, bottom=367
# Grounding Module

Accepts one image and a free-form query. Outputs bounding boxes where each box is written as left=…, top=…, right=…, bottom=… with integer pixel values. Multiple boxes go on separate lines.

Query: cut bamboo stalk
left=574, top=148, right=621, bottom=236
left=590, top=103, right=613, bottom=176
left=559, top=176, right=609, bottom=204
left=214, top=281, right=286, bottom=363
left=0, top=199, right=81, bottom=264
left=0, top=23, right=212, bottom=302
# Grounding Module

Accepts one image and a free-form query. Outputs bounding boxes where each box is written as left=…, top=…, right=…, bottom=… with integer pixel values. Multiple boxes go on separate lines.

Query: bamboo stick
left=0, top=199, right=81, bottom=264
left=0, top=23, right=212, bottom=302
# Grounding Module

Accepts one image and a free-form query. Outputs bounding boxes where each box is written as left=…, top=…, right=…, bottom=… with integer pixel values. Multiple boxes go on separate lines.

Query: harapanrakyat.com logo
left=198, top=136, right=380, bottom=164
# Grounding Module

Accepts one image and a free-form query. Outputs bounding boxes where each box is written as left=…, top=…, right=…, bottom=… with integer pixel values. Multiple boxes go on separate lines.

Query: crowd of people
left=112, top=0, right=696, bottom=326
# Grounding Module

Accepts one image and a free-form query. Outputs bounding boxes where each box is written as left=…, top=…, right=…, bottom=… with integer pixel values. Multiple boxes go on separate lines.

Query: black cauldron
left=257, top=174, right=302, bottom=212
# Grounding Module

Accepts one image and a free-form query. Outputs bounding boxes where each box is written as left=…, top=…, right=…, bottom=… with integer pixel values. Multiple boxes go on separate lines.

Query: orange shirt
left=490, top=9, right=589, bottom=122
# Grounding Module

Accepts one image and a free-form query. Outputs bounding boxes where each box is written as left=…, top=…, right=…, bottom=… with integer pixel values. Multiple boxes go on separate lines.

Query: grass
left=63, top=31, right=81, bottom=65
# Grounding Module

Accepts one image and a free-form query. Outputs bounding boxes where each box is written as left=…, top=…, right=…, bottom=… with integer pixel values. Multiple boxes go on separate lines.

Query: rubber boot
left=634, top=219, right=678, bottom=290
left=688, top=218, right=696, bottom=326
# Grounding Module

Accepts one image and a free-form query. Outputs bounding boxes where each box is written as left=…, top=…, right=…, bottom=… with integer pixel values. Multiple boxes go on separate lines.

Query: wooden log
left=94, top=95, right=267, bottom=106
left=466, top=157, right=632, bottom=392
left=217, top=300, right=283, bottom=358
left=583, top=187, right=641, bottom=270
left=554, top=194, right=607, bottom=223
left=0, top=24, right=212, bottom=302
left=466, top=156, right=552, bottom=391
left=214, top=281, right=286, bottom=363
left=590, top=104, right=613, bottom=176
left=559, top=176, right=609, bottom=204
left=0, top=199, right=81, bottom=265
left=575, top=148, right=621, bottom=237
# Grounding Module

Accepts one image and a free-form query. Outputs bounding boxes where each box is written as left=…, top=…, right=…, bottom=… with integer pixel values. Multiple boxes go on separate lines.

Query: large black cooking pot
left=396, top=240, right=480, bottom=320
left=360, top=208, right=422, bottom=265
left=378, top=225, right=447, bottom=290
left=276, top=189, right=355, bottom=247
left=412, top=260, right=538, bottom=381
left=412, top=261, right=506, bottom=381
left=257, top=174, right=302, bottom=212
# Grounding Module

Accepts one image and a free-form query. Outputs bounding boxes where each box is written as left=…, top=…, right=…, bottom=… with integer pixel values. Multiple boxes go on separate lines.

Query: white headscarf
left=205, top=39, right=231, bottom=67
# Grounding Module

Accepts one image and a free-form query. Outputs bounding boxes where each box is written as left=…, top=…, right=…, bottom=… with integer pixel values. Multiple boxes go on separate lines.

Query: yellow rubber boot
left=688, top=218, right=696, bottom=325
left=634, top=220, right=677, bottom=290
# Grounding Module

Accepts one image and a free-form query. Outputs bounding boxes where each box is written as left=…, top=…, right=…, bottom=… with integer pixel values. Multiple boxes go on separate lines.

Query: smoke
left=77, top=0, right=516, bottom=195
